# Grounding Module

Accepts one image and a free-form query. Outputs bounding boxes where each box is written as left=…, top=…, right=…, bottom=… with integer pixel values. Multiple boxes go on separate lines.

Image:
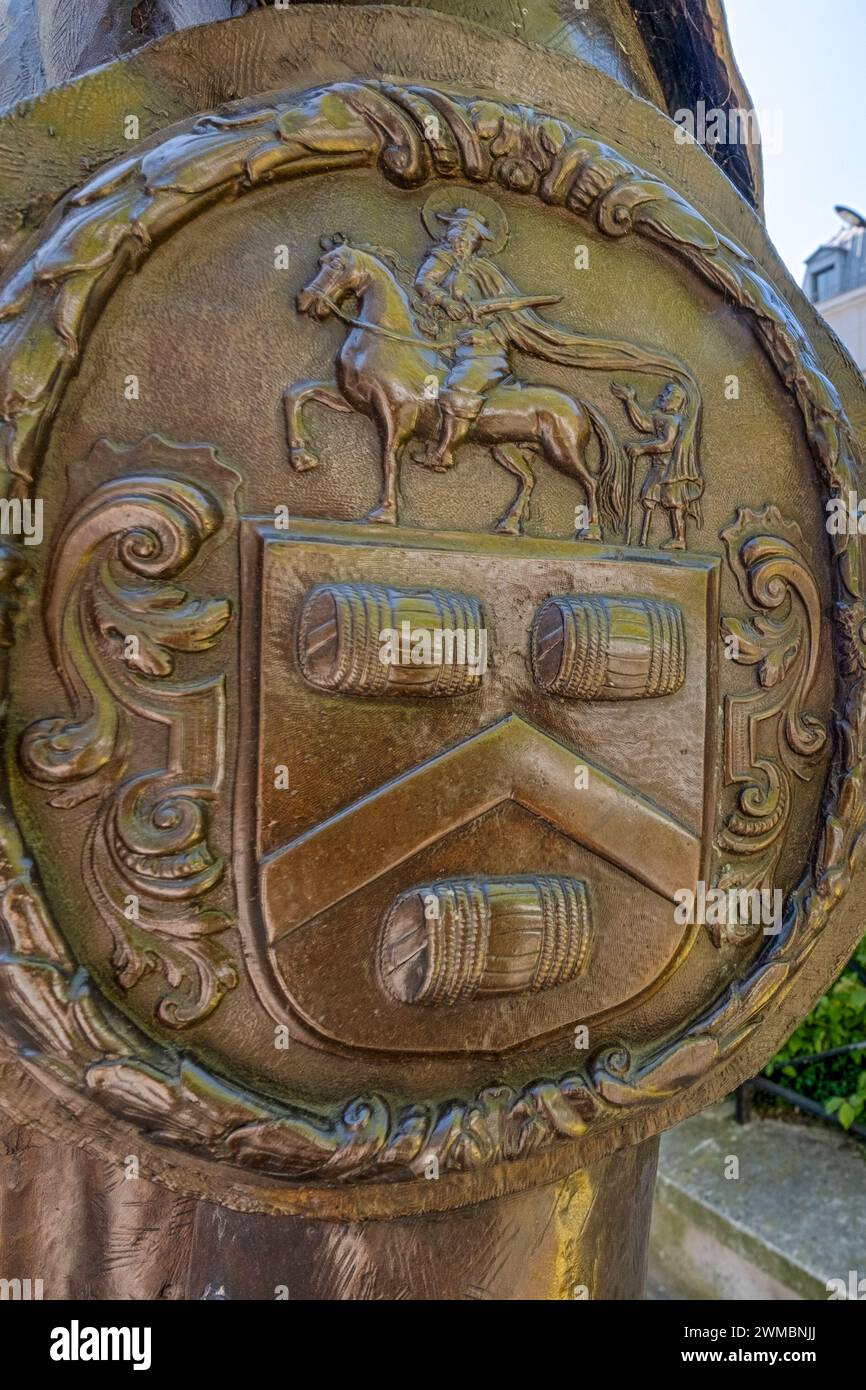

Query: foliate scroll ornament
left=714, top=507, right=827, bottom=930
left=20, top=436, right=241, bottom=1027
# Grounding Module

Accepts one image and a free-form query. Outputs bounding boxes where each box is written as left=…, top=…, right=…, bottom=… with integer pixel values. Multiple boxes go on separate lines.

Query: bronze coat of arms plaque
left=240, top=519, right=718, bottom=1054
left=0, top=6, right=864, bottom=1296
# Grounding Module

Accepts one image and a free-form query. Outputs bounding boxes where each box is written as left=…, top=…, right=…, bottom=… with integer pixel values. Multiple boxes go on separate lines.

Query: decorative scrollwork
left=19, top=436, right=240, bottom=1026
left=714, top=506, right=827, bottom=910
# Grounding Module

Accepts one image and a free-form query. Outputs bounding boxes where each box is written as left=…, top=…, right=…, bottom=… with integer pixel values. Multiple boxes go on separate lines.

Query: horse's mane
left=351, top=240, right=441, bottom=339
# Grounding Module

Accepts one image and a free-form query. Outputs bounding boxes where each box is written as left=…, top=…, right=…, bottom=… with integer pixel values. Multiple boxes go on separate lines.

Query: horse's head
left=297, top=235, right=366, bottom=320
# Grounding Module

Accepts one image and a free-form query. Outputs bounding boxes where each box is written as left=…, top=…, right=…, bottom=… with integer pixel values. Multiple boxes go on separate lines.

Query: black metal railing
left=735, top=951, right=866, bottom=1140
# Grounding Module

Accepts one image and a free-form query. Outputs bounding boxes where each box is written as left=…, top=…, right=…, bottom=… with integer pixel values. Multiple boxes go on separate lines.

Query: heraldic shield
left=239, top=520, right=719, bottom=1055
left=2, top=27, right=863, bottom=1221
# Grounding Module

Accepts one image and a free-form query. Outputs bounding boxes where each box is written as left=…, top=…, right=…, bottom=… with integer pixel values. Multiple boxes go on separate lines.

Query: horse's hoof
left=576, top=523, right=602, bottom=541
left=291, top=449, right=319, bottom=473
left=365, top=505, right=397, bottom=525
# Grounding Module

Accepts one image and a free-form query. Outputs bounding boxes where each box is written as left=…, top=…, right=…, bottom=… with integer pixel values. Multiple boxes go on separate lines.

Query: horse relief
left=286, top=192, right=702, bottom=543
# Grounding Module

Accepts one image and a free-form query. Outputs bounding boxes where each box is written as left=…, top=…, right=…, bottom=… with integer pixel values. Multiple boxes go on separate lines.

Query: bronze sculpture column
left=1, top=1, right=865, bottom=1300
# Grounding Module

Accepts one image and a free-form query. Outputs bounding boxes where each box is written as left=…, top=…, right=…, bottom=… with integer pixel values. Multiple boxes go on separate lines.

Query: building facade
left=804, top=207, right=866, bottom=372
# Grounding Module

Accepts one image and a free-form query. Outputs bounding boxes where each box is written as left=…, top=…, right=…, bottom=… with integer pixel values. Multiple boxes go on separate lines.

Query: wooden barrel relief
left=379, top=875, right=591, bottom=1006
left=530, top=594, right=685, bottom=700
left=297, top=583, right=485, bottom=696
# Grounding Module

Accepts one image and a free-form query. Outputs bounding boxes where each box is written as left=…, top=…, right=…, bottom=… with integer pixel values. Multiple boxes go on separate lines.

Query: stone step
left=649, top=1099, right=866, bottom=1301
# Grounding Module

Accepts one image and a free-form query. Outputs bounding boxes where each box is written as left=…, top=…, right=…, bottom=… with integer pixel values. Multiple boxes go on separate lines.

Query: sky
left=723, top=0, right=866, bottom=281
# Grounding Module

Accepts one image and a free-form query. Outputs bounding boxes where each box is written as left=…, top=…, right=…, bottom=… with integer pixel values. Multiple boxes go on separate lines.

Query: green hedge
left=764, top=935, right=866, bottom=1130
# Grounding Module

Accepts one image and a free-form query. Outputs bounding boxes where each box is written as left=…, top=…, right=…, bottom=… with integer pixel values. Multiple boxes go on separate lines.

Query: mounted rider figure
left=291, top=200, right=704, bottom=540
left=412, top=207, right=530, bottom=472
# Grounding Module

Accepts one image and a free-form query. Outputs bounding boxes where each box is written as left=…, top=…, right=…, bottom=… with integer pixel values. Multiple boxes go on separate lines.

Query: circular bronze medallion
left=0, top=7, right=864, bottom=1219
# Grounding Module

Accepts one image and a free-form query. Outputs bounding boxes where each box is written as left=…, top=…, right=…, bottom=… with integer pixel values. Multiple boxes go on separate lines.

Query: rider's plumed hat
left=436, top=208, right=494, bottom=241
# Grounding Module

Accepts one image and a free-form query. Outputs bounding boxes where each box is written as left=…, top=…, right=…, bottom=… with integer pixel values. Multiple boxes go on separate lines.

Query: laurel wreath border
left=0, top=80, right=864, bottom=1188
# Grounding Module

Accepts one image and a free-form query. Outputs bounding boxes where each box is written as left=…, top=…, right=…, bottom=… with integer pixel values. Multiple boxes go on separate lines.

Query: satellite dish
left=835, top=205, right=866, bottom=228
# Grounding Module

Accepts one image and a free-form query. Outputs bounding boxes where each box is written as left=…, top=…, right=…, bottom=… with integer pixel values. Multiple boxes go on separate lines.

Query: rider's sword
left=472, top=293, right=563, bottom=315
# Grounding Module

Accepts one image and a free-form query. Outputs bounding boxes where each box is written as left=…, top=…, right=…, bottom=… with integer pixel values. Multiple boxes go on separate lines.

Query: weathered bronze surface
left=0, top=2, right=865, bottom=1299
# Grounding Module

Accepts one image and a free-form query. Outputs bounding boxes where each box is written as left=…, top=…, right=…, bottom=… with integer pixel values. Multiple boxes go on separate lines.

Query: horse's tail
left=584, top=401, right=626, bottom=531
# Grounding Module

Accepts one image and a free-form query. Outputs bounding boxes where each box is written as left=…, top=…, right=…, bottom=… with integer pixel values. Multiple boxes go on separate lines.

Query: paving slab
left=649, top=1100, right=866, bottom=1300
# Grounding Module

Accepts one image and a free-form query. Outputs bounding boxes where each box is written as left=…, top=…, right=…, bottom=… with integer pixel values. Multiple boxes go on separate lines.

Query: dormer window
left=812, top=264, right=837, bottom=302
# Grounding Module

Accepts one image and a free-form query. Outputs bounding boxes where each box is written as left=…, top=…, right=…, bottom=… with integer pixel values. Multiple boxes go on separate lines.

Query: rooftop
left=804, top=206, right=866, bottom=304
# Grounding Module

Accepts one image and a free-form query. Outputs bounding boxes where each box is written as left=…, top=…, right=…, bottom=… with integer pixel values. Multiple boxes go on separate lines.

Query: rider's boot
left=412, top=411, right=470, bottom=471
